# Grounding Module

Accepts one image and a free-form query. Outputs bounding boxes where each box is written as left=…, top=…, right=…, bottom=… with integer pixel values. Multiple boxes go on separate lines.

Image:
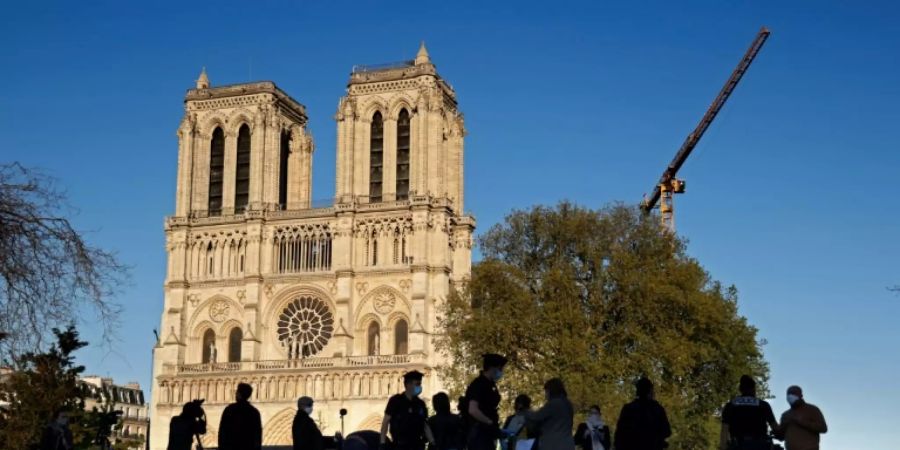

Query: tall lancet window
left=396, top=109, right=411, bottom=200
left=228, top=327, right=242, bottom=362
left=278, top=130, right=291, bottom=208
left=369, top=112, right=384, bottom=203
left=208, top=127, right=225, bottom=215
left=234, top=124, right=251, bottom=213
left=201, top=329, right=216, bottom=364
left=394, top=319, right=408, bottom=355
left=367, top=322, right=380, bottom=356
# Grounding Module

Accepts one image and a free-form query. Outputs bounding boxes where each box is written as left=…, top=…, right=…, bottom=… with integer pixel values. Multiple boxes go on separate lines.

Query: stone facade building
left=150, top=43, right=474, bottom=448
left=82, top=376, right=148, bottom=449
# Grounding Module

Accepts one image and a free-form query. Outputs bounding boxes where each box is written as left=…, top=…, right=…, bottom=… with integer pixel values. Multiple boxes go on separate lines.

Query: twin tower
left=151, top=44, right=474, bottom=448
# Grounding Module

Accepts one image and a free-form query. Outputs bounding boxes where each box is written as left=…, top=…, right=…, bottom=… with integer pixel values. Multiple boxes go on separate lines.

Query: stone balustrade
left=156, top=355, right=428, bottom=405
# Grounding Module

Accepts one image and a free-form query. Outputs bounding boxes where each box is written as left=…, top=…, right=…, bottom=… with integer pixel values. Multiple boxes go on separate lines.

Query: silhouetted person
left=429, top=392, right=464, bottom=450
left=465, top=353, right=507, bottom=450
left=773, top=385, right=827, bottom=450
left=167, top=400, right=207, bottom=450
left=380, top=370, right=435, bottom=450
left=344, top=431, right=382, bottom=450
left=719, top=375, right=778, bottom=450
left=40, top=410, right=73, bottom=450
left=502, top=394, right=536, bottom=450
left=614, top=377, right=671, bottom=450
left=526, top=378, right=575, bottom=450
left=292, top=396, right=323, bottom=450
left=218, top=383, right=262, bottom=450
left=574, top=405, right=611, bottom=450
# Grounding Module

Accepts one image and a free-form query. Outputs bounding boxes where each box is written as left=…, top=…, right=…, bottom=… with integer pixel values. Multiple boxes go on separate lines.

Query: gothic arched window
left=367, top=322, right=380, bottom=356
left=208, top=127, right=225, bottom=215
left=278, top=130, right=290, bottom=209
left=234, top=124, right=251, bottom=213
left=394, top=319, right=408, bottom=355
left=201, top=329, right=216, bottom=363
left=369, top=112, right=384, bottom=203
left=396, top=109, right=411, bottom=200
left=228, top=327, right=242, bottom=362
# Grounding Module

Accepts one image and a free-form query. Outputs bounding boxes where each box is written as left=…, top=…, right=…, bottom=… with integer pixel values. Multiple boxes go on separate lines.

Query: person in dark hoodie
left=293, top=396, right=324, bottom=450
left=218, top=383, right=262, bottom=450
left=614, top=377, right=671, bottom=450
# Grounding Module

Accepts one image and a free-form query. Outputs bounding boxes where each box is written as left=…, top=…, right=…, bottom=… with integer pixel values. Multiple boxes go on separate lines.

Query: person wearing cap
left=464, top=353, right=507, bottom=450
left=719, top=375, right=778, bottom=450
left=380, top=370, right=436, bottom=450
left=773, top=386, right=827, bottom=450
left=292, top=396, right=324, bottom=450
left=613, top=377, right=671, bottom=450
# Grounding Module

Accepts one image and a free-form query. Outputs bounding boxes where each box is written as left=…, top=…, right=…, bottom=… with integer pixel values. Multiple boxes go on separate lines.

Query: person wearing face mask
left=773, top=386, right=827, bottom=450
left=292, top=396, right=324, bottom=450
left=574, top=405, right=611, bottom=450
left=719, top=375, right=778, bottom=450
left=464, top=353, right=508, bottom=450
left=614, top=377, right=671, bottom=450
left=381, top=370, right=437, bottom=450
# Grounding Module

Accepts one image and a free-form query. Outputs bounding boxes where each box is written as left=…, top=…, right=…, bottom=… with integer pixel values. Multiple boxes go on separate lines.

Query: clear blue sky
left=2, top=1, right=898, bottom=448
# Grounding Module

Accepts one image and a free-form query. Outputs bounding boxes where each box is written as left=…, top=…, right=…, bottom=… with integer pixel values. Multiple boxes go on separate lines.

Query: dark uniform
left=385, top=392, right=430, bottom=450
left=722, top=396, right=777, bottom=450
left=464, top=374, right=502, bottom=450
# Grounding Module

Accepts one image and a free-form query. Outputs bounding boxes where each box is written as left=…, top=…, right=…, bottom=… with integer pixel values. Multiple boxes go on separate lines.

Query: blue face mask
left=413, top=385, right=423, bottom=396
left=494, top=370, right=503, bottom=381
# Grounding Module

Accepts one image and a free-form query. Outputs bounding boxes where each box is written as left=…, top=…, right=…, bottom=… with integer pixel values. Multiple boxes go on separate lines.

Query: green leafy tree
left=436, top=202, right=768, bottom=450
left=0, top=326, right=88, bottom=449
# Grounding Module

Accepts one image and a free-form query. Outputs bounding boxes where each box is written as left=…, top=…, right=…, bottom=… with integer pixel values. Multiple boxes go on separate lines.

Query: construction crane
left=640, top=27, right=770, bottom=230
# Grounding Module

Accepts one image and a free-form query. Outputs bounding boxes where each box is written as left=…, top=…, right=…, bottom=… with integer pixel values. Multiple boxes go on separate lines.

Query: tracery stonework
left=149, top=43, right=474, bottom=449
left=373, top=291, right=396, bottom=314
left=209, top=300, right=229, bottom=322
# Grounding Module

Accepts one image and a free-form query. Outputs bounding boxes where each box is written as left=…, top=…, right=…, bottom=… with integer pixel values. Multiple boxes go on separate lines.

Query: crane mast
left=641, top=27, right=770, bottom=230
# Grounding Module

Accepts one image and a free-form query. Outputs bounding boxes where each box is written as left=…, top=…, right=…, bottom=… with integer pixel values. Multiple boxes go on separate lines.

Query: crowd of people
left=148, top=353, right=827, bottom=450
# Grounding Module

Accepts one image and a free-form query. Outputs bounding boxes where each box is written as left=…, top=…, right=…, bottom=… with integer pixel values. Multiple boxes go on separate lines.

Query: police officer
left=720, top=375, right=778, bottom=450
left=380, top=370, right=436, bottom=450
left=464, top=353, right=507, bottom=450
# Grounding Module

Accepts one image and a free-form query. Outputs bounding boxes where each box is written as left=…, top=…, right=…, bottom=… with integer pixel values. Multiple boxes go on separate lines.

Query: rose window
left=277, top=296, right=334, bottom=359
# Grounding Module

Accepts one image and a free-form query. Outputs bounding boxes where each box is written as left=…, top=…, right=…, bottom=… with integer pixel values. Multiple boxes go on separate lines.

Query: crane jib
left=641, top=27, right=770, bottom=214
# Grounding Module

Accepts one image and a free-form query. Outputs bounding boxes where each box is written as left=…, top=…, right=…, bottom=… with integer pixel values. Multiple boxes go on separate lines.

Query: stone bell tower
left=173, top=69, right=314, bottom=218
left=334, top=42, right=466, bottom=213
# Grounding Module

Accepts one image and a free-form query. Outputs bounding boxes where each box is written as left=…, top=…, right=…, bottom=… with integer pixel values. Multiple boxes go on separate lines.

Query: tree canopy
left=436, top=202, right=767, bottom=449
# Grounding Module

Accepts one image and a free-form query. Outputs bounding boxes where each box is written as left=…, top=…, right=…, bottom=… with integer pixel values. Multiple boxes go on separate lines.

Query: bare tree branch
left=0, top=162, right=128, bottom=358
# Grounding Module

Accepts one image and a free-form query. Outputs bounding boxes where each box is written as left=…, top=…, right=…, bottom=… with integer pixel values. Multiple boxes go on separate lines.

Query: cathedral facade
left=149, top=44, right=474, bottom=448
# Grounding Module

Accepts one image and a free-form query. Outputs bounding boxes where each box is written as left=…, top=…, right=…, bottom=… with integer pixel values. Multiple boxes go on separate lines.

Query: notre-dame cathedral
left=149, top=43, right=474, bottom=448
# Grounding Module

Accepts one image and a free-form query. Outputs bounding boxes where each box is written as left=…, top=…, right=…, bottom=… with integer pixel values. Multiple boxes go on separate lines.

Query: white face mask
left=786, top=394, right=800, bottom=406
left=304, top=406, right=313, bottom=415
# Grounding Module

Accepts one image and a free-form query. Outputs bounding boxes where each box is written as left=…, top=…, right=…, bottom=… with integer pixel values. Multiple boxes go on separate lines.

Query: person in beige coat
left=774, top=385, right=827, bottom=450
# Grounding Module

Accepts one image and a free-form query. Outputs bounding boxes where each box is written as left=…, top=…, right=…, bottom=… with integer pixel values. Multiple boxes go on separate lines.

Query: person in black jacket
left=614, top=377, right=671, bottom=450
left=574, top=405, right=611, bottom=450
left=167, top=400, right=206, bottom=450
left=428, top=392, right=464, bottom=450
left=218, top=383, right=262, bottom=450
left=293, top=396, right=324, bottom=450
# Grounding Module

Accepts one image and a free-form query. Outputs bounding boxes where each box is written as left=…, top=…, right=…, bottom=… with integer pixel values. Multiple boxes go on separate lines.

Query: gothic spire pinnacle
left=415, top=41, right=431, bottom=65
left=196, top=67, right=210, bottom=89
